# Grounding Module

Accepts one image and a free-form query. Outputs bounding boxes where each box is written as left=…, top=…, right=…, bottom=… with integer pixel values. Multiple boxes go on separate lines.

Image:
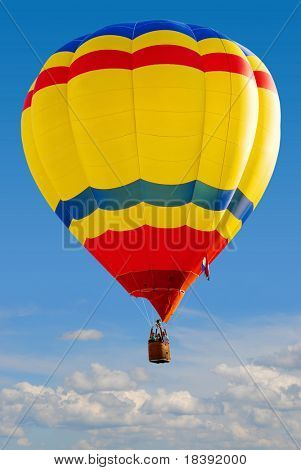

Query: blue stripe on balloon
left=73, top=21, right=231, bottom=50
left=55, top=180, right=236, bottom=228
left=228, top=188, right=254, bottom=223
left=55, top=35, right=89, bottom=53
left=86, top=24, right=136, bottom=41
left=133, top=20, right=196, bottom=39
left=53, top=24, right=255, bottom=79
left=55, top=188, right=98, bottom=228
left=187, top=25, right=227, bottom=41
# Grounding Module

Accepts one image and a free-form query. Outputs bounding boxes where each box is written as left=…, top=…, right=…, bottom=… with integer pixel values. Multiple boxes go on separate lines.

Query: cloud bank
left=1, top=342, right=301, bottom=450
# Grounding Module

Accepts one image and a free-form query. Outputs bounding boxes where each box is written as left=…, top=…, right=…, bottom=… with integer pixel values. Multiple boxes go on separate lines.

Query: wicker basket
left=148, top=341, right=171, bottom=363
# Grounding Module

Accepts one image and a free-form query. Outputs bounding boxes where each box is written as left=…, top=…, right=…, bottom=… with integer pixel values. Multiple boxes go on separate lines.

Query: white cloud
left=214, top=362, right=301, bottom=409
left=143, top=388, right=215, bottom=415
left=61, top=329, right=103, bottom=341
left=65, top=363, right=136, bottom=392
left=0, top=362, right=220, bottom=449
left=257, top=343, right=301, bottom=370
left=2, top=336, right=301, bottom=449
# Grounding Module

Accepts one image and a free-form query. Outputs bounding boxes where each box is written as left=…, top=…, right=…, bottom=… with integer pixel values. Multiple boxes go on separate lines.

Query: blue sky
left=0, top=0, right=301, bottom=450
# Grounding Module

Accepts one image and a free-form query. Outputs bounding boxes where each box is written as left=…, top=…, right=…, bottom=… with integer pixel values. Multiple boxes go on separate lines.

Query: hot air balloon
left=21, top=20, right=280, bottom=363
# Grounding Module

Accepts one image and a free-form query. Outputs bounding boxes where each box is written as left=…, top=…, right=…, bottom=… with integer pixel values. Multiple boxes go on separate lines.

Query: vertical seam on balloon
left=215, top=35, right=233, bottom=199
left=129, top=22, right=145, bottom=295
left=183, top=24, right=209, bottom=238
left=130, top=22, right=155, bottom=299
left=188, top=25, right=208, bottom=187
left=212, top=35, right=238, bottom=244
left=236, top=52, right=274, bottom=212
left=160, top=23, right=204, bottom=294
left=234, top=51, right=259, bottom=213
left=180, top=23, right=208, bottom=280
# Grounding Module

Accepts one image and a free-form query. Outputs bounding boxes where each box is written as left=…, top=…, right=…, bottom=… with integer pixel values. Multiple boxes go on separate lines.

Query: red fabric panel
left=84, top=226, right=227, bottom=277
left=29, top=49, right=279, bottom=105
left=117, top=269, right=198, bottom=294
left=69, top=46, right=252, bottom=78
left=117, top=270, right=198, bottom=322
left=69, top=50, right=132, bottom=79
left=84, top=226, right=228, bottom=321
left=34, top=66, right=69, bottom=92
left=139, top=288, right=184, bottom=322
left=23, top=90, right=34, bottom=111
left=254, top=70, right=277, bottom=93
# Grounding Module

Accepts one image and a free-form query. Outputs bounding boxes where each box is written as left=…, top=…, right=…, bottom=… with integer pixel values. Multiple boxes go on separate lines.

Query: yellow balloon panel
left=132, top=30, right=199, bottom=52
left=75, top=35, right=132, bottom=57
left=21, top=109, right=59, bottom=210
left=30, top=84, right=88, bottom=199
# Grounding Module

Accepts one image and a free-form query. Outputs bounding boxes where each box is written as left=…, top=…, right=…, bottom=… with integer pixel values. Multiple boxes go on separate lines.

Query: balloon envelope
left=21, top=20, right=280, bottom=322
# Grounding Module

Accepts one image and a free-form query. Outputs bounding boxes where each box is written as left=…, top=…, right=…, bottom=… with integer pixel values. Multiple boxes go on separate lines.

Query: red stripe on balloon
left=69, top=49, right=132, bottom=78
left=133, top=45, right=203, bottom=70
left=201, top=52, right=251, bottom=75
left=25, top=47, right=279, bottom=109
left=25, top=46, right=254, bottom=107
left=23, top=90, right=34, bottom=111
left=34, top=66, right=69, bottom=93
left=253, top=70, right=277, bottom=92
left=69, top=46, right=252, bottom=78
